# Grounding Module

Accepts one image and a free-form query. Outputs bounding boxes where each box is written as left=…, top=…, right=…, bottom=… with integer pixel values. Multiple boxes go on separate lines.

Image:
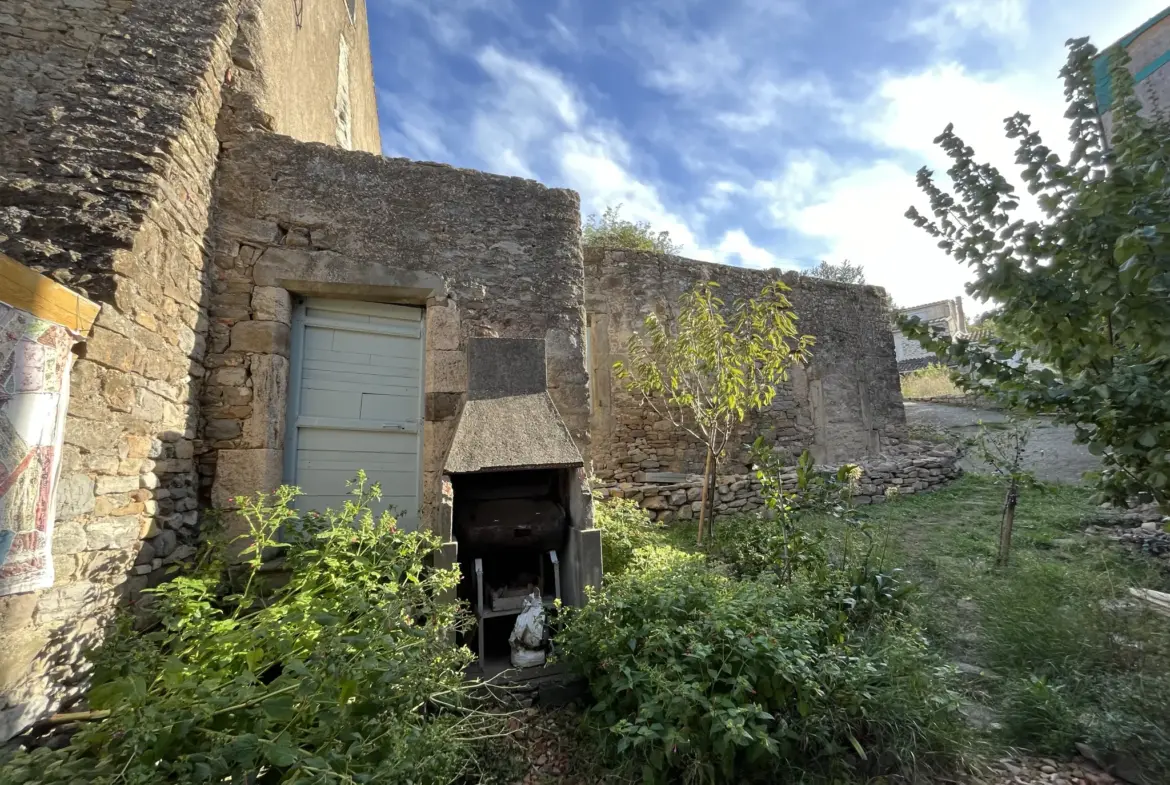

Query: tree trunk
left=696, top=446, right=714, bottom=546
left=997, top=480, right=1018, bottom=567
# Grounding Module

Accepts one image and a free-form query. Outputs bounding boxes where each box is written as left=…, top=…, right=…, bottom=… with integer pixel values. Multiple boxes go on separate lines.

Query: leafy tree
left=804, top=258, right=867, bottom=285
left=614, top=281, right=814, bottom=544
left=902, top=38, right=1170, bottom=507
left=582, top=203, right=682, bottom=254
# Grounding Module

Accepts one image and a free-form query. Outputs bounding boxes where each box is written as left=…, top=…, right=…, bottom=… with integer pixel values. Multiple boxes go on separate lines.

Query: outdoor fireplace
left=436, top=338, right=601, bottom=673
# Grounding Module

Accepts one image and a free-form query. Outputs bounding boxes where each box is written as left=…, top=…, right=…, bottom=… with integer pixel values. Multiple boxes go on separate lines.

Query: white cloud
left=712, top=229, right=796, bottom=269
left=756, top=0, right=1170, bottom=314
left=908, top=0, right=1029, bottom=45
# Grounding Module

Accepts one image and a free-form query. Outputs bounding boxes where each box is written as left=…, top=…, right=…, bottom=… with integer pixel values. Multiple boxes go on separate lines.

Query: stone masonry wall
left=585, top=249, right=905, bottom=484
left=0, top=0, right=242, bottom=741
left=596, top=443, right=961, bottom=523
left=0, top=0, right=133, bottom=140
left=203, top=133, right=587, bottom=535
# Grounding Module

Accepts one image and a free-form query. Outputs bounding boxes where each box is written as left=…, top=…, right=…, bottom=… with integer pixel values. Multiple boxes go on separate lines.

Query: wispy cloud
left=370, top=0, right=1170, bottom=311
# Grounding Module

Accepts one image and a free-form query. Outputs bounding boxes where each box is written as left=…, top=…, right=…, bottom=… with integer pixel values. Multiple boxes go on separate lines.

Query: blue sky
left=368, top=0, right=1168, bottom=312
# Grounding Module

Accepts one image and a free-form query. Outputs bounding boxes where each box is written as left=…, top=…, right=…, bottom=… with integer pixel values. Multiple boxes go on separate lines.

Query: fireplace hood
left=444, top=338, right=583, bottom=475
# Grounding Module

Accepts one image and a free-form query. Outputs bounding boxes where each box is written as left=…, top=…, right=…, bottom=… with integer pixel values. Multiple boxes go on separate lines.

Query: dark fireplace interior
left=452, top=467, right=571, bottom=670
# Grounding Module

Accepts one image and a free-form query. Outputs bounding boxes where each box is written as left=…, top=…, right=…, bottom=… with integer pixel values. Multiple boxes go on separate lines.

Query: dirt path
left=903, top=401, right=1099, bottom=485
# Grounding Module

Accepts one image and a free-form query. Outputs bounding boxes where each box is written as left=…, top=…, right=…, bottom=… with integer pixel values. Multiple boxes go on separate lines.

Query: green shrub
left=593, top=495, right=665, bottom=575
left=558, top=550, right=966, bottom=783
left=0, top=474, right=495, bottom=785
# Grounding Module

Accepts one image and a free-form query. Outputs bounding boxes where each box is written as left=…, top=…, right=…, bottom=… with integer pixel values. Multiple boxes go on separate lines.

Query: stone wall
left=0, top=0, right=133, bottom=140
left=226, top=0, right=381, bottom=153
left=0, top=0, right=242, bottom=741
left=203, top=133, right=587, bottom=535
left=596, top=443, right=961, bottom=523
left=585, top=249, right=905, bottom=483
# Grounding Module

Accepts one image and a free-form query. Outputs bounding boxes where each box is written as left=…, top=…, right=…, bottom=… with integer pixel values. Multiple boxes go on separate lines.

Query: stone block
left=52, top=522, right=87, bottom=555
left=211, top=449, right=283, bottom=509
left=55, top=474, right=95, bottom=520
left=425, top=350, right=467, bottom=394
left=95, top=475, right=139, bottom=496
left=243, top=354, right=288, bottom=448
left=424, top=392, right=462, bottom=421
left=83, top=327, right=139, bottom=373
left=85, top=516, right=141, bottom=551
left=426, top=301, right=460, bottom=351
left=205, top=419, right=243, bottom=440
left=252, top=287, right=291, bottom=323
left=230, top=321, right=290, bottom=356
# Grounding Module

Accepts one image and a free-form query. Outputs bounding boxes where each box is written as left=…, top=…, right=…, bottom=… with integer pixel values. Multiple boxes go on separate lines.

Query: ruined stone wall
left=597, top=444, right=961, bottom=523
left=226, top=0, right=381, bottom=153
left=203, top=134, right=586, bottom=534
left=0, top=0, right=241, bottom=741
left=585, top=249, right=905, bottom=483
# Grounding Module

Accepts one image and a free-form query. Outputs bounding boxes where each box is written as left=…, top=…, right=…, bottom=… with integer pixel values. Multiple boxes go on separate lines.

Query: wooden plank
left=0, top=253, right=100, bottom=333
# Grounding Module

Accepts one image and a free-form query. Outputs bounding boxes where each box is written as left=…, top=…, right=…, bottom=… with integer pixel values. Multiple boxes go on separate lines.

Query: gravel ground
left=903, top=402, right=1099, bottom=485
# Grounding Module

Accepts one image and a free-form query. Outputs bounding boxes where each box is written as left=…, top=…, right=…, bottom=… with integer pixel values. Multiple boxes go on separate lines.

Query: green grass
left=805, top=475, right=1170, bottom=779
left=590, top=476, right=1170, bottom=780
left=901, top=363, right=965, bottom=399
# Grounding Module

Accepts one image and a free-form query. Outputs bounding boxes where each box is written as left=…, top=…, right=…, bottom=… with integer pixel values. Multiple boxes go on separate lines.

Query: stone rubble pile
left=1084, top=503, right=1170, bottom=563
left=595, top=442, right=961, bottom=522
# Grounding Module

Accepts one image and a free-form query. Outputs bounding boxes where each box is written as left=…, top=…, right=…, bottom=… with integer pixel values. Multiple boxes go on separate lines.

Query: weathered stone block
left=95, top=475, right=139, bottom=495
left=211, top=449, right=283, bottom=509
left=51, top=522, right=87, bottom=555
left=424, top=392, right=462, bottom=421
left=55, top=474, right=95, bottom=520
left=205, top=419, right=243, bottom=440
left=243, top=354, right=288, bottom=448
left=230, top=321, right=290, bottom=356
left=425, top=350, right=467, bottom=394
left=251, top=287, right=291, bottom=323
left=426, top=301, right=460, bottom=350
left=85, top=516, right=141, bottom=551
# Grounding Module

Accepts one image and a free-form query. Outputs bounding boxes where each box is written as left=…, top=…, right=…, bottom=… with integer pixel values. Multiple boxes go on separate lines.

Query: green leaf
left=264, top=741, right=299, bottom=768
left=262, top=693, right=297, bottom=722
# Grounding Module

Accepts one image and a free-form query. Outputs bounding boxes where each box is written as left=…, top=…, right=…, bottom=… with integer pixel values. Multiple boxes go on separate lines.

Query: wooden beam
left=0, top=252, right=99, bottom=334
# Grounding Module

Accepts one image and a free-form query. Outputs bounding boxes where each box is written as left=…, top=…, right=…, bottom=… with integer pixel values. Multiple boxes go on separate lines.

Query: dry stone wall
left=596, top=444, right=962, bottom=522
left=0, top=0, right=242, bottom=741
left=585, top=249, right=905, bottom=483
left=203, top=134, right=588, bottom=535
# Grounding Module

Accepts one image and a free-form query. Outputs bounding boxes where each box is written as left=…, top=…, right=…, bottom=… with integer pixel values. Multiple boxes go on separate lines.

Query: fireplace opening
left=452, top=467, right=571, bottom=672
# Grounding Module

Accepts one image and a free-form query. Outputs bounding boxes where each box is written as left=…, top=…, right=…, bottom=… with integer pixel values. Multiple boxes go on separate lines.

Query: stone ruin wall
left=203, top=134, right=588, bottom=536
left=0, top=0, right=247, bottom=739
left=596, top=447, right=961, bottom=524
left=585, top=249, right=906, bottom=485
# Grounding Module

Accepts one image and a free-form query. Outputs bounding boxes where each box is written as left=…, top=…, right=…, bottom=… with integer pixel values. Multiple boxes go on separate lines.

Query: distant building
left=1095, top=6, right=1170, bottom=130
left=892, top=298, right=967, bottom=374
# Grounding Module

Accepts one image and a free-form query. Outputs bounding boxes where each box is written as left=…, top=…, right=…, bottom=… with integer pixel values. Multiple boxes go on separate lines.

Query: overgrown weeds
left=0, top=473, right=506, bottom=785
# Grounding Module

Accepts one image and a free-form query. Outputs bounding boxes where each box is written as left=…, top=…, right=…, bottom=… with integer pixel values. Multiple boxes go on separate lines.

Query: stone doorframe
left=209, top=252, right=459, bottom=537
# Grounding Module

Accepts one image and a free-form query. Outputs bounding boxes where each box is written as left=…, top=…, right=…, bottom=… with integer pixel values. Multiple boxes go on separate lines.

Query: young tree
left=614, top=281, right=815, bottom=544
left=583, top=204, right=682, bottom=255
left=971, top=419, right=1037, bottom=566
left=803, top=259, right=867, bottom=285
left=902, top=39, right=1170, bottom=507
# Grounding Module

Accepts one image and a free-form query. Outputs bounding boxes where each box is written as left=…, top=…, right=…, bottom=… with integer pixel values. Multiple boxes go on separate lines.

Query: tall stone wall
left=224, top=0, right=381, bottom=153
left=203, top=134, right=587, bottom=535
left=0, top=0, right=134, bottom=140
left=585, top=249, right=905, bottom=483
left=0, top=0, right=242, bottom=741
